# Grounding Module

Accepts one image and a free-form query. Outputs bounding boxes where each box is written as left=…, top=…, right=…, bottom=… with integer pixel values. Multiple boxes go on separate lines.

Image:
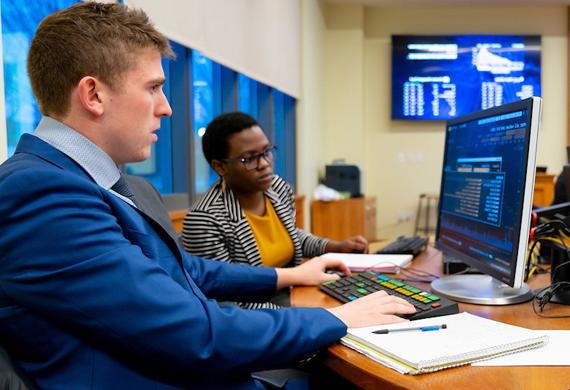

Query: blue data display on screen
left=438, top=108, right=530, bottom=278
left=391, top=35, right=541, bottom=120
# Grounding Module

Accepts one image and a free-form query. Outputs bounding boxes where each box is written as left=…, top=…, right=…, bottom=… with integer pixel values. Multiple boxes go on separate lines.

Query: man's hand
left=275, top=257, right=350, bottom=290
left=326, top=235, right=369, bottom=254
left=326, top=290, right=416, bottom=328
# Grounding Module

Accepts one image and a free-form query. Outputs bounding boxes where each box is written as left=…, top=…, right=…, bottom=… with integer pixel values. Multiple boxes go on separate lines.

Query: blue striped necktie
left=111, top=175, right=139, bottom=208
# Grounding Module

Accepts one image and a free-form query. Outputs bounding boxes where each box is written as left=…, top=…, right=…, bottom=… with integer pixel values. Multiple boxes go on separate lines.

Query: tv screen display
left=391, top=35, right=541, bottom=121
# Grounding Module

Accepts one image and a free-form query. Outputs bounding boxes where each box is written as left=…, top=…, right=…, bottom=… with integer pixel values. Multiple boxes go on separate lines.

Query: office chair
left=125, top=175, right=181, bottom=245
left=0, top=344, right=35, bottom=390
left=552, top=165, right=570, bottom=205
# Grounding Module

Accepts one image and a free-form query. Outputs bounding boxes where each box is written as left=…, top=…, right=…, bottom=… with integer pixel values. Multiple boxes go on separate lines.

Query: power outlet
left=398, top=211, right=415, bottom=223
left=397, top=151, right=424, bottom=164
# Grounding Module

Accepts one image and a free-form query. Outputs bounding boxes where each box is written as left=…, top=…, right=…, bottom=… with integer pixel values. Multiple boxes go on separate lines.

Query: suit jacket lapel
left=15, top=134, right=185, bottom=266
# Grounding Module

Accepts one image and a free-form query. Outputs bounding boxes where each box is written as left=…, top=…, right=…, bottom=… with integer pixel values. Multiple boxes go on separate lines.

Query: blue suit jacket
left=0, top=135, right=346, bottom=389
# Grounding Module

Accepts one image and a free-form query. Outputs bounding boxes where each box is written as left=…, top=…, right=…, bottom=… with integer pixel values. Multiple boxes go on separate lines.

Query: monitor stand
left=431, top=275, right=534, bottom=305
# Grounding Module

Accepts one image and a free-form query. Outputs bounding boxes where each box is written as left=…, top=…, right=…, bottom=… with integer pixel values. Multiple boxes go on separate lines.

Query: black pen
left=372, top=324, right=447, bottom=334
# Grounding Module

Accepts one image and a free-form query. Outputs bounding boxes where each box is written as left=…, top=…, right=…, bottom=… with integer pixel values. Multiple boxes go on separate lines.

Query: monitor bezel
left=435, top=97, right=542, bottom=288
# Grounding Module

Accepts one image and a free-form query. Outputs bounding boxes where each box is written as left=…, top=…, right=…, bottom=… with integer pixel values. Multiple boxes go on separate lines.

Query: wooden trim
left=168, top=195, right=306, bottom=233
left=294, top=194, right=305, bottom=229
left=168, top=209, right=188, bottom=233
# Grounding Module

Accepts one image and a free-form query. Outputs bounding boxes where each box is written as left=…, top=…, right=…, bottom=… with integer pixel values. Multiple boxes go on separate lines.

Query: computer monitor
left=431, top=97, right=542, bottom=305
left=534, top=201, right=570, bottom=223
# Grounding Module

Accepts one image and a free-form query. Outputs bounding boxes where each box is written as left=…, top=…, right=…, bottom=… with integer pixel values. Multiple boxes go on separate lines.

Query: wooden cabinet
left=311, top=197, right=376, bottom=241
left=533, top=173, right=555, bottom=207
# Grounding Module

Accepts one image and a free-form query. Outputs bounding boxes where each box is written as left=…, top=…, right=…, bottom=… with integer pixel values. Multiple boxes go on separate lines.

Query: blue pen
left=372, top=324, right=447, bottom=334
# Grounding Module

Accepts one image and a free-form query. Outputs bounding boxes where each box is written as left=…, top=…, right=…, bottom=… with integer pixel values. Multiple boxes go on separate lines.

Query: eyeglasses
left=222, top=145, right=277, bottom=170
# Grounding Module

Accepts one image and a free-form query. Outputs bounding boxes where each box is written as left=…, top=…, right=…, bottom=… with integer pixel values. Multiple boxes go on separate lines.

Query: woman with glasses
left=182, top=112, right=368, bottom=309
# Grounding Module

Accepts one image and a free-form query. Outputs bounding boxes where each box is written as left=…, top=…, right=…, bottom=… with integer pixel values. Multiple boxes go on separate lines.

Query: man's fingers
left=378, top=315, right=409, bottom=324
left=383, top=301, right=416, bottom=315
left=367, top=291, right=416, bottom=313
left=322, top=272, right=341, bottom=282
left=371, top=290, right=389, bottom=297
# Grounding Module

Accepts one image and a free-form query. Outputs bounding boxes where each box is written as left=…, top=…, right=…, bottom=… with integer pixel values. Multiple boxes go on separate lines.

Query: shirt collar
left=34, top=116, right=120, bottom=190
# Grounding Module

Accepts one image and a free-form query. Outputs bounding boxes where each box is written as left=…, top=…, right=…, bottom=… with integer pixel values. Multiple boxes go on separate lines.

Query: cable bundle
left=528, top=219, right=570, bottom=318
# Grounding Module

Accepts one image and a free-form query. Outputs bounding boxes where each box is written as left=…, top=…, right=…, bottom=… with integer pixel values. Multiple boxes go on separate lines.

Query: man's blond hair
left=27, top=2, right=174, bottom=117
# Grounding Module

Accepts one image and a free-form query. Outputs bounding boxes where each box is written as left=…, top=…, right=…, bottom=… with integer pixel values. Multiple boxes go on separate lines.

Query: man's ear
left=211, top=160, right=226, bottom=177
left=77, top=76, right=104, bottom=116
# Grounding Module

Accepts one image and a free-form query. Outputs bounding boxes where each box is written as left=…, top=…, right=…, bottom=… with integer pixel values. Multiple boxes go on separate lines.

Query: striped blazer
left=182, top=175, right=329, bottom=309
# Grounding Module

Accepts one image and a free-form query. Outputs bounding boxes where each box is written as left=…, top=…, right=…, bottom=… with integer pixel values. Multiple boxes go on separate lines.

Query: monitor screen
left=392, top=35, right=541, bottom=121
left=435, top=97, right=541, bottom=289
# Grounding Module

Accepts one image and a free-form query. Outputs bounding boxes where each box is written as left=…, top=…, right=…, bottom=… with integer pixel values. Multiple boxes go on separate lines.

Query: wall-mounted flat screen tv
left=392, top=35, right=541, bottom=121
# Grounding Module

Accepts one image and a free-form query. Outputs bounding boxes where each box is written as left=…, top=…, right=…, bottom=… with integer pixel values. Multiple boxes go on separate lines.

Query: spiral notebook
left=341, top=312, right=548, bottom=375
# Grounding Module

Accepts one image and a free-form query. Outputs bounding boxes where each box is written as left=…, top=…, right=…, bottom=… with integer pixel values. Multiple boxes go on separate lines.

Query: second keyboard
left=376, top=236, right=429, bottom=256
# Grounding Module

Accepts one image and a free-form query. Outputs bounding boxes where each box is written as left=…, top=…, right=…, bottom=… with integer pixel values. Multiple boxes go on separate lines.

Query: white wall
left=323, top=5, right=568, bottom=239
left=324, top=4, right=366, bottom=171
left=127, top=0, right=301, bottom=97
left=298, top=0, right=328, bottom=228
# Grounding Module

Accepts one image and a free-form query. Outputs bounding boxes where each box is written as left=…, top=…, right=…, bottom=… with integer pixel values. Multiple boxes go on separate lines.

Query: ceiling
left=325, top=0, right=570, bottom=6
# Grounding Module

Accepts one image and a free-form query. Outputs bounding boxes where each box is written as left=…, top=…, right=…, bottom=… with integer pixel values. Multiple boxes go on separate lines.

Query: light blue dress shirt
left=34, top=116, right=136, bottom=206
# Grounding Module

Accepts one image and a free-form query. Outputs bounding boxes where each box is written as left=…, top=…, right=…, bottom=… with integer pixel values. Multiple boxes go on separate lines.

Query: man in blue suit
left=0, top=3, right=414, bottom=389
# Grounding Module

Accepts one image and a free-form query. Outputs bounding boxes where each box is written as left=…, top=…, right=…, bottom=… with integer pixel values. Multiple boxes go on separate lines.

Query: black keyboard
left=320, top=270, right=459, bottom=320
left=376, top=235, right=429, bottom=256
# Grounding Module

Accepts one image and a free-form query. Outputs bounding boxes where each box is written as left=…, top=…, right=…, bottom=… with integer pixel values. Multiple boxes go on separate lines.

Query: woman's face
left=221, top=126, right=275, bottom=194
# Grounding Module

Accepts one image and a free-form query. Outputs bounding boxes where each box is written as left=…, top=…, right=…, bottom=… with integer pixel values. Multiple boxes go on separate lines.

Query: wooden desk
left=292, top=247, right=570, bottom=390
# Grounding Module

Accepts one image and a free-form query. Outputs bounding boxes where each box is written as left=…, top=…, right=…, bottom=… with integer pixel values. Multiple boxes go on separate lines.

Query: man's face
left=100, top=49, right=172, bottom=164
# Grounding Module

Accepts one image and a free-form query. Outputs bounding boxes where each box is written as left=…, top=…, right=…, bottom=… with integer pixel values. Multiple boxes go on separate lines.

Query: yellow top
left=244, top=196, right=294, bottom=267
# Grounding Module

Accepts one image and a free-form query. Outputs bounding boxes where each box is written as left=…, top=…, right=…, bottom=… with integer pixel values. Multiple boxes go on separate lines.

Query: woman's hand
left=326, top=235, right=369, bottom=254
left=275, top=256, right=350, bottom=289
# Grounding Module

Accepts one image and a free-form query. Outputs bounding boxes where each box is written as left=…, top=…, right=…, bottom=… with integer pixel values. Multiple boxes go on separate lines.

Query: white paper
left=344, top=312, right=547, bottom=372
left=322, top=252, right=412, bottom=271
left=340, top=338, right=411, bottom=374
left=473, top=330, right=570, bottom=366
